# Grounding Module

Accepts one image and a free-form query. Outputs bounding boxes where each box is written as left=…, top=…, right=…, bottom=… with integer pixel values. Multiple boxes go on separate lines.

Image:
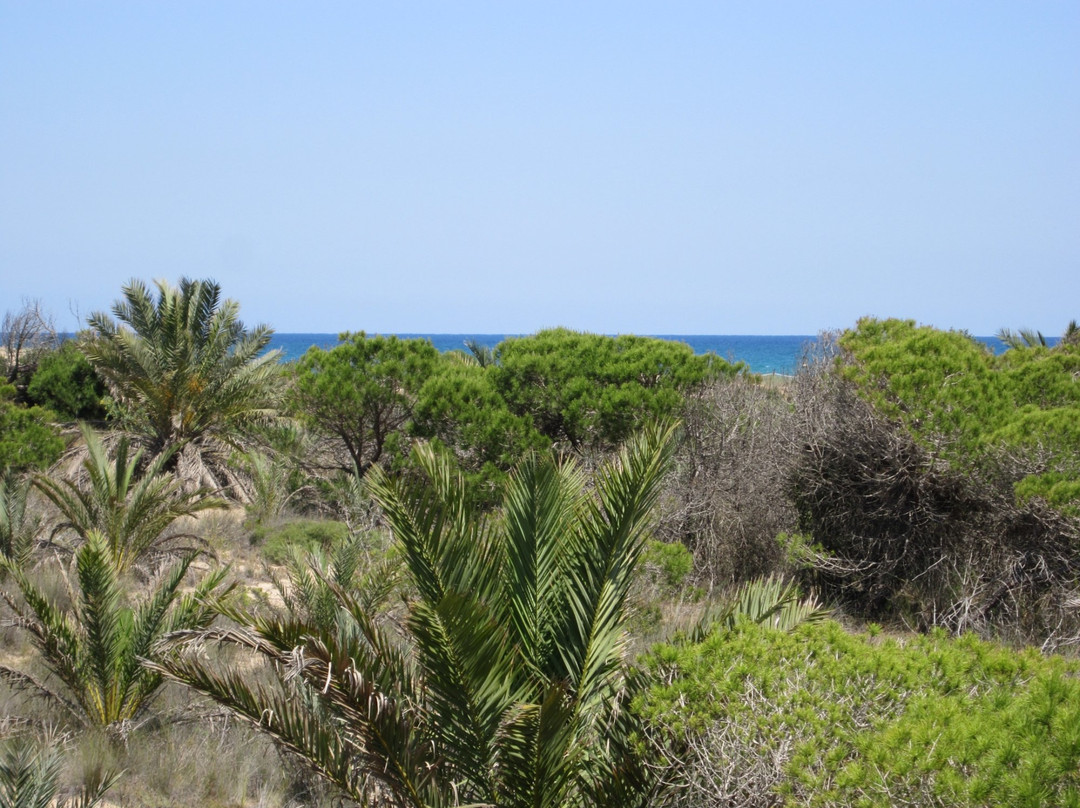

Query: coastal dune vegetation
left=1, top=278, right=1079, bottom=806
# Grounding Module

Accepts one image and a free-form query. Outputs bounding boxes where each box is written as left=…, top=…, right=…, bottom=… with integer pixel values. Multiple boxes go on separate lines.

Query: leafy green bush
left=492, top=329, right=740, bottom=452
left=0, top=384, right=64, bottom=472
left=838, top=318, right=1080, bottom=506
left=411, top=358, right=549, bottom=506
left=640, top=619, right=1080, bottom=807
left=640, top=539, right=695, bottom=594
left=249, top=518, right=350, bottom=564
left=25, top=340, right=107, bottom=421
left=290, top=332, right=440, bottom=476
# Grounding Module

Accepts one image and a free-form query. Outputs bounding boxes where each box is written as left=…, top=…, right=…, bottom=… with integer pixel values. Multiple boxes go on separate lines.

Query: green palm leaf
left=556, top=420, right=678, bottom=721
left=0, top=472, right=40, bottom=569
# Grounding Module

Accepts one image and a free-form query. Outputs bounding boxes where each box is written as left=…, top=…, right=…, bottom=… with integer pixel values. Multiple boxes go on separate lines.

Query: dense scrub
left=641, top=620, right=1080, bottom=808
left=784, top=324, right=1080, bottom=641
left=6, top=283, right=1080, bottom=806
left=289, top=327, right=738, bottom=506
left=838, top=318, right=1080, bottom=511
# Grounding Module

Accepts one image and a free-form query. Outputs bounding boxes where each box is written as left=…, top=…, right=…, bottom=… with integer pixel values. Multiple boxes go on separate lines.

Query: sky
left=2, top=2, right=1078, bottom=336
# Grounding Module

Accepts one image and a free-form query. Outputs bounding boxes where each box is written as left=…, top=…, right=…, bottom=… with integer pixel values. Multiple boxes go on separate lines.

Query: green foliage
left=0, top=733, right=119, bottom=808
left=840, top=318, right=1080, bottom=457
left=83, top=278, right=282, bottom=491
left=290, top=332, right=440, bottom=475
left=693, top=575, right=829, bottom=640
left=492, top=329, right=739, bottom=452
left=997, top=326, right=1048, bottom=350
left=1015, top=472, right=1080, bottom=516
left=838, top=317, right=1080, bottom=512
left=0, top=735, right=63, bottom=808
left=641, top=619, right=1080, bottom=807
left=0, top=532, right=233, bottom=732
left=33, top=425, right=224, bottom=572
left=411, top=357, right=549, bottom=504
left=640, top=540, right=694, bottom=594
left=249, top=518, right=350, bottom=565
left=0, top=386, right=63, bottom=474
left=153, top=421, right=678, bottom=807
left=25, top=341, right=106, bottom=422
left=0, top=472, right=41, bottom=570
left=276, top=534, right=401, bottom=637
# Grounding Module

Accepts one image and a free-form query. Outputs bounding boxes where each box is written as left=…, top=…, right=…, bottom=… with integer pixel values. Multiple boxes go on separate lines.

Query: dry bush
left=649, top=672, right=816, bottom=808
left=657, top=374, right=799, bottom=586
left=788, top=349, right=1080, bottom=643
left=1, top=299, right=57, bottom=389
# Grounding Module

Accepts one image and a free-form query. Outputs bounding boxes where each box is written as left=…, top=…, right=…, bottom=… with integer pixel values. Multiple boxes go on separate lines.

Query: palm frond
left=692, top=574, right=831, bottom=642
left=0, top=473, right=41, bottom=569
left=501, top=456, right=585, bottom=679
left=557, top=420, right=678, bottom=720
left=0, top=734, right=62, bottom=808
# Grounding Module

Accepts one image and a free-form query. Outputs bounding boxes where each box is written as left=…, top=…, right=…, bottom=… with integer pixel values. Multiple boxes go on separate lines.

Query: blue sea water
left=268, top=333, right=1012, bottom=376
left=270, top=333, right=816, bottom=375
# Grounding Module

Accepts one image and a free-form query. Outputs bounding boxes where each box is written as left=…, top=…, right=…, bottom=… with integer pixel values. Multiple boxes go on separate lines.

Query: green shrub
left=26, top=340, right=107, bottom=421
left=411, top=358, right=549, bottom=506
left=838, top=317, right=1080, bottom=508
left=640, top=619, right=1080, bottom=807
left=249, top=518, right=350, bottom=564
left=641, top=539, right=695, bottom=593
left=0, top=384, right=64, bottom=472
left=289, top=332, right=440, bottom=476
left=492, top=328, right=740, bottom=452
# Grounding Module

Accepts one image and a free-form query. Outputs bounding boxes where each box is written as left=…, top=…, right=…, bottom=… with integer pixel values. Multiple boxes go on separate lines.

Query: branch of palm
left=0, top=472, right=42, bottom=570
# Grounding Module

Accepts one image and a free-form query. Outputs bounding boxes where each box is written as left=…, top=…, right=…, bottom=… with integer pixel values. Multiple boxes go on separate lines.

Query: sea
left=268, top=333, right=1012, bottom=376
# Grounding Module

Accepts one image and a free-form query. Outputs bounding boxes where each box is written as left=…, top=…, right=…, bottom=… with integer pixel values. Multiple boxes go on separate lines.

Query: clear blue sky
left=2, top=2, right=1077, bottom=335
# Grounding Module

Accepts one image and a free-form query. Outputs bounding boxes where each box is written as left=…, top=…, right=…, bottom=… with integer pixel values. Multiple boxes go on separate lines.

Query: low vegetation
left=1, top=281, right=1079, bottom=806
left=642, top=620, right=1080, bottom=807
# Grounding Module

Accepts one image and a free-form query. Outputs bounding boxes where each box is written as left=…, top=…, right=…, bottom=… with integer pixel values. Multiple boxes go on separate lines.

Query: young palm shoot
left=33, top=424, right=223, bottom=572
left=0, top=531, right=232, bottom=734
left=152, top=420, right=678, bottom=808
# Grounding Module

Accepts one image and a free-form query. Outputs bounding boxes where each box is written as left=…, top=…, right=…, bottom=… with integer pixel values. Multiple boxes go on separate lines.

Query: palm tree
left=445, top=339, right=498, bottom=369
left=33, top=425, right=224, bottom=573
left=0, top=531, right=232, bottom=734
left=83, top=277, right=283, bottom=493
left=152, top=421, right=678, bottom=807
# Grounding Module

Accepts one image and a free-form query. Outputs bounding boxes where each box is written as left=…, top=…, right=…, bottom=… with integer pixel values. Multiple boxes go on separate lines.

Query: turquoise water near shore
left=268, top=333, right=1009, bottom=376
